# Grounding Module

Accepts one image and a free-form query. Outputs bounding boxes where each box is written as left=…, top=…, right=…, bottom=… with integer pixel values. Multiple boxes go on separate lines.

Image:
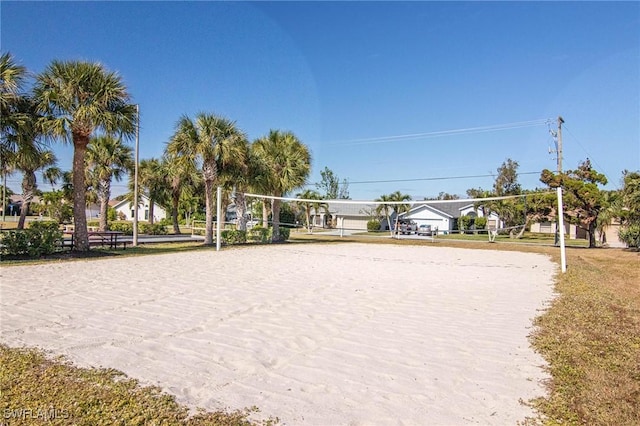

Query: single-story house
left=399, top=201, right=502, bottom=234
left=110, top=195, right=167, bottom=222
left=531, top=218, right=626, bottom=247
left=310, top=200, right=502, bottom=234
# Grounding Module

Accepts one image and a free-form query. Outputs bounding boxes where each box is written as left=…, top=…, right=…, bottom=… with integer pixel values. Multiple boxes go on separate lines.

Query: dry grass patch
left=0, top=345, right=278, bottom=425
left=527, top=248, right=640, bottom=425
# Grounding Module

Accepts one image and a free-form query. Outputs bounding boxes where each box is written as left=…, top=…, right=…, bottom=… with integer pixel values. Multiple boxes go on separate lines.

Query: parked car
left=395, top=219, right=418, bottom=235
left=417, top=224, right=433, bottom=236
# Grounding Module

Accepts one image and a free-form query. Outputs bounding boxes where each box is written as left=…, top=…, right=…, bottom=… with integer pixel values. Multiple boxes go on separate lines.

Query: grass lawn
left=1, top=236, right=638, bottom=425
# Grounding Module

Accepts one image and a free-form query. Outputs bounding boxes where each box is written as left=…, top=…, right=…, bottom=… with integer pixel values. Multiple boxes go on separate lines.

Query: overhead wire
left=325, top=118, right=552, bottom=146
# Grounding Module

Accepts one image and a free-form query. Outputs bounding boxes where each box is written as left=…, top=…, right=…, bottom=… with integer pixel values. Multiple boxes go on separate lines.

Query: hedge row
left=0, top=222, right=63, bottom=257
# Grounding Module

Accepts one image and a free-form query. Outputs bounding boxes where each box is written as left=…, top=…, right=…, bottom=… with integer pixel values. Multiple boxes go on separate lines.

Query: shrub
left=248, top=226, right=270, bottom=243
left=618, top=224, right=640, bottom=248
left=279, top=227, right=290, bottom=241
left=1, top=221, right=62, bottom=257
left=139, top=223, right=168, bottom=235
left=458, top=215, right=472, bottom=233
left=109, top=221, right=134, bottom=235
left=367, top=219, right=381, bottom=232
left=221, top=230, right=247, bottom=244
left=87, top=220, right=100, bottom=228
left=474, top=217, right=487, bottom=230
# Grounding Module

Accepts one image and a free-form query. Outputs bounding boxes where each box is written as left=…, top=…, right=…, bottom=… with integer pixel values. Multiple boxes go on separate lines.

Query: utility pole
left=555, top=116, right=567, bottom=273
left=133, top=104, right=140, bottom=247
left=556, top=116, right=564, bottom=173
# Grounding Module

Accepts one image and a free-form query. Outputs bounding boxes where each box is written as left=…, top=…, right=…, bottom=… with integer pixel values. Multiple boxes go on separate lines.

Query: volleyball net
left=238, top=191, right=555, bottom=244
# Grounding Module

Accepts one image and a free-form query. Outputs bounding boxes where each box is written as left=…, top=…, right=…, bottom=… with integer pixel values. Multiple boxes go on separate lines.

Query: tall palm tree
left=1, top=52, right=28, bottom=217
left=375, top=193, right=394, bottom=236
left=162, top=151, right=199, bottom=234
left=135, top=158, right=167, bottom=225
left=86, top=135, right=133, bottom=231
left=167, top=113, right=246, bottom=245
left=7, top=95, right=60, bottom=229
left=33, top=60, right=136, bottom=251
left=252, top=130, right=311, bottom=242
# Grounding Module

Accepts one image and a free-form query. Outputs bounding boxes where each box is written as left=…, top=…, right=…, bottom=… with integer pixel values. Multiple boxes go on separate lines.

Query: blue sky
left=2, top=1, right=639, bottom=200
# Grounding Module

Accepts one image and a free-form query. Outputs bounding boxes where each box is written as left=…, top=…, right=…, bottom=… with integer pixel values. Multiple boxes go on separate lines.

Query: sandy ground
left=1, top=243, right=556, bottom=425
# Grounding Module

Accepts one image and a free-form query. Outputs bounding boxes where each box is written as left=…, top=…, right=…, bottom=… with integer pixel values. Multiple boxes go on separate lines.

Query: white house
left=110, top=195, right=167, bottom=222
left=308, top=200, right=503, bottom=233
left=399, top=201, right=502, bottom=233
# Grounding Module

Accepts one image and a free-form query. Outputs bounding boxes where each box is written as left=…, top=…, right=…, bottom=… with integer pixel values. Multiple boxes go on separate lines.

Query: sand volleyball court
left=1, top=243, right=555, bottom=425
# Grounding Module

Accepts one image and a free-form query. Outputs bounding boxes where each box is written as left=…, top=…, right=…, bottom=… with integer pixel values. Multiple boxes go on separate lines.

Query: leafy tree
left=617, top=170, right=640, bottom=247
left=39, top=189, right=73, bottom=224
left=252, top=130, right=311, bottom=242
left=33, top=60, right=136, bottom=251
left=86, top=135, right=133, bottom=231
left=316, top=166, right=349, bottom=199
left=541, top=159, right=608, bottom=248
left=167, top=113, right=246, bottom=245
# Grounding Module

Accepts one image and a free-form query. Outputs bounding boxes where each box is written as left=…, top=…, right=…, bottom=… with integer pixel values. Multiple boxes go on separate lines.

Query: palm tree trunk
left=98, top=179, right=110, bottom=232
left=72, top=134, right=90, bottom=251
left=272, top=197, right=281, bottom=242
left=306, top=207, right=312, bottom=234
left=235, top=191, right=248, bottom=231
left=262, top=201, right=269, bottom=228
left=148, top=200, right=155, bottom=225
left=17, top=172, right=35, bottom=229
left=171, top=189, right=181, bottom=234
left=204, top=179, right=214, bottom=245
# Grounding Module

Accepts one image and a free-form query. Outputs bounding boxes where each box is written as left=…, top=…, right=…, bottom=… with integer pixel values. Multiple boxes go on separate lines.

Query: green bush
left=109, top=221, right=134, bottom=235
left=458, top=215, right=472, bottom=233
left=474, top=217, right=487, bottom=230
left=367, top=219, right=381, bottom=232
left=139, top=223, right=168, bottom=235
left=1, top=221, right=62, bottom=257
left=221, top=230, right=247, bottom=244
left=87, top=220, right=100, bottom=228
left=618, top=224, right=640, bottom=248
left=248, top=226, right=270, bottom=243
left=279, top=227, right=290, bottom=241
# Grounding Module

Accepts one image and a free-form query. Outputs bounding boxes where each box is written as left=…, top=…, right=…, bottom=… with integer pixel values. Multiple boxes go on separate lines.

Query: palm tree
left=296, top=189, right=327, bottom=233
left=6, top=94, right=61, bottom=229
left=33, top=60, right=136, bottom=251
left=252, top=130, right=311, bottom=242
left=1, top=52, right=27, bottom=157
left=167, top=113, right=246, bottom=245
left=376, top=191, right=411, bottom=237
left=86, top=135, right=133, bottom=232
left=162, top=151, right=199, bottom=234
left=135, top=158, right=167, bottom=225
left=1, top=52, right=28, bottom=218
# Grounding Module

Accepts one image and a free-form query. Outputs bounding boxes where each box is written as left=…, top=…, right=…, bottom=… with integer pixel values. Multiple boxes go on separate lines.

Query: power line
left=304, top=171, right=541, bottom=186
left=324, top=118, right=552, bottom=146
left=562, top=124, right=617, bottom=188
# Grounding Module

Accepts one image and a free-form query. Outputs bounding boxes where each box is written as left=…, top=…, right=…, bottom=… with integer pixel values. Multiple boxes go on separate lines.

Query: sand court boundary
left=1, top=243, right=556, bottom=425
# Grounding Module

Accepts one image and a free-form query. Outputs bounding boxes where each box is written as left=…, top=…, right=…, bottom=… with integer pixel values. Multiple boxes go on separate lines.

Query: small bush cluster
left=109, top=221, right=134, bottom=235
left=367, top=219, right=381, bottom=232
left=0, top=222, right=63, bottom=257
left=221, top=229, right=247, bottom=244
left=139, top=223, right=168, bottom=235
left=618, top=223, right=640, bottom=248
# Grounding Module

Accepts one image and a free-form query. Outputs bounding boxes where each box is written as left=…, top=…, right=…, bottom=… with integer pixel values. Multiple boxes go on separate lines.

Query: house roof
left=326, top=201, right=378, bottom=217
